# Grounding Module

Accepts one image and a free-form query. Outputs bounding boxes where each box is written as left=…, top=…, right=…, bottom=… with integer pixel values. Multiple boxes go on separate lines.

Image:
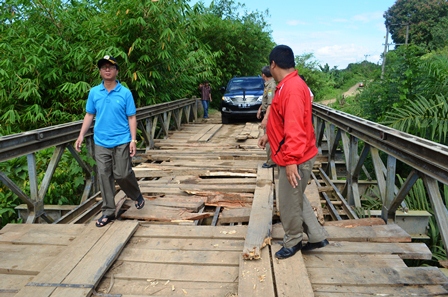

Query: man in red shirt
left=258, top=45, right=328, bottom=259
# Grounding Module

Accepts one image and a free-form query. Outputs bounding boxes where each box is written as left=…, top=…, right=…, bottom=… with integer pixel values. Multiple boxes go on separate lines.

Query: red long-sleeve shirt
left=266, top=70, right=318, bottom=166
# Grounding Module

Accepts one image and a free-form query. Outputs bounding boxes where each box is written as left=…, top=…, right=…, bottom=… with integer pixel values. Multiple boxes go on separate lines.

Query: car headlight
left=222, top=96, right=232, bottom=103
left=256, top=95, right=263, bottom=102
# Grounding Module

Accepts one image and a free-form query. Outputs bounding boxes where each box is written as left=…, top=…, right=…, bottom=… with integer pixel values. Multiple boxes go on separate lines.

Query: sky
left=192, top=0, right=397, bottom=69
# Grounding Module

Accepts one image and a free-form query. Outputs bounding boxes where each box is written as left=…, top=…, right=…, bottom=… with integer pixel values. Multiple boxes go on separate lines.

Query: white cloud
left=286, top=20, right=307, bottom=26
left=352, top=11, right=384, bottom=23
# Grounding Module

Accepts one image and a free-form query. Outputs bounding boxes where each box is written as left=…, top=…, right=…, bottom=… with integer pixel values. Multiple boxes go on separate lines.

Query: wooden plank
left=218, top=207, right=251, bottom=225
left=272, top=223, right=411, bottom=243
left=305, top=180, right=325, bottom=224
left=188, top=124, right=214, bottom=142
left=308, top=266, right=448, bottom=286
left=118, top=248, right=240, bottom=266
left=13, top=222, right=112, bottom=297
left=238, top=247, right=275, bottom=296
left=123, top=195, right=206, bottom=211
left=198, top=124, right=222, bottom=142
left=323, top=217, right=385, bottom=227
left=303, top=253, right=408, bottom=268
left=127, top=237, right=244, bottom=251
left=313, top=284, right=448, bottom=296
left=134, top=224, right=247, bottom=239
left=0, top=244, right=64, bottom=274
left=52, top=221, right=138, bottom=297
left=120, top=204, right=211, bottom=221
left=139, top=183, right=256, bottom=193
left=0, top=224, right=84, bottom=246
left=270, top=243, right=314, bottom=297
left=300, top=241, right=432, bottom=260
left=14, top=221, right=138, bottom=297
left=106, top=262, right=238, bottom=283
left=242, top=164, right=274, bottom=259
left=0, top=275, right=34, bottom=294
left=96, top=278, right=238, bottom=296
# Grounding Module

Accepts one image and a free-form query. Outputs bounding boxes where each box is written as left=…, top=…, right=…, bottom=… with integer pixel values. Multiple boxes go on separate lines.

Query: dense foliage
left=0, top=0, right=274, bottom=227
left=384, top=0, right=448, bottom=50
left=0, top=0, right=274, bottom=135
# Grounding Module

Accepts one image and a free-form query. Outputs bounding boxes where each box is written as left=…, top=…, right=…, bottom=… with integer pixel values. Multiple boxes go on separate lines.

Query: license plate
left=239, top=103, right=250, bottom=108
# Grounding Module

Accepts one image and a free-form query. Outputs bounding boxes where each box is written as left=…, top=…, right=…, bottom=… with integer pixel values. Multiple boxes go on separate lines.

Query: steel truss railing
left=312, top=103, right=448, bottom=257
left=0, top=98, right=198, bottom=223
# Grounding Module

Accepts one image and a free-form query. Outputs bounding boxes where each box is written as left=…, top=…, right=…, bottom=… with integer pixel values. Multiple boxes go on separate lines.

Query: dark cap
left=97, top=55, right=119, bottom=70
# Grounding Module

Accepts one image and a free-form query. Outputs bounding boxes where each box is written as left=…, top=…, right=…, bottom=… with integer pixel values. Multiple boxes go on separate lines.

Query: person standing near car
left=75, top=55, right=145, bottom=228
left=257, top=66, right=276, bottom=169
left=258, top=45, right=328, bottom=259
left=199, top=80, right=212, bottom=119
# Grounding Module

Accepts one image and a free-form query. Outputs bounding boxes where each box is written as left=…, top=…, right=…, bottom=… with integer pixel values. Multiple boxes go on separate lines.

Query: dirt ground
left=319, top=83, right=360, bottom=105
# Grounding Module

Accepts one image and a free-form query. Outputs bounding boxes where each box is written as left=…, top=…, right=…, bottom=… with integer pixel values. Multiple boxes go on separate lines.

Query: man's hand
left=258, top=134, right=268, bottom=149
left=256, top=107, right=262, bottom=119
left=75, top=136, right=83, bottom=152
left=129, top=142, right=137, bottom=157
left=286, top=164, right=300, bottom=188
left=260, top=117, right=268, bottom=129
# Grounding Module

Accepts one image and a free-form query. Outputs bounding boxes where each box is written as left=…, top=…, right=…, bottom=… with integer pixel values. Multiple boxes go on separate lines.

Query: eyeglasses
left=100, top=65, right=116, bottom=70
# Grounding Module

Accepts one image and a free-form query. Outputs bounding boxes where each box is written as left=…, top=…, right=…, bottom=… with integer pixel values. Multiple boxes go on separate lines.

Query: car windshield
left=227, top=78, right=263, bottom=92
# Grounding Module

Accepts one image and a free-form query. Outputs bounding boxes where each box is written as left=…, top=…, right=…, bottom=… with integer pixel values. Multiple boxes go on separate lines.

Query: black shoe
left=262, top=163, right=276, bottom=168
left=302, top=239, right=329, bottom=251
left=95, top=214, right=115, bottom=228
left=275, top=241, right=302, bottom=259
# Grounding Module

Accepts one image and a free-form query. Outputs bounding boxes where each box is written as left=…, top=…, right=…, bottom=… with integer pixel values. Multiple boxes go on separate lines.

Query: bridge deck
left=1, top=113, right=447, bottom=296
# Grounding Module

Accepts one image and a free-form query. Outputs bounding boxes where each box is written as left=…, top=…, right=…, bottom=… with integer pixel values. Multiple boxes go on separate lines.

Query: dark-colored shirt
left=199, top=85, right=211, bottom=101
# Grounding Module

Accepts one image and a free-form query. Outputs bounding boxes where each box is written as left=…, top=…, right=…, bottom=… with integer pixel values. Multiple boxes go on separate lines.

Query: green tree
left=384, top=0, right=448, bottom=49
left=382, top=48, right=448, bottom=144
left=192, top=0, right=274, bottom=106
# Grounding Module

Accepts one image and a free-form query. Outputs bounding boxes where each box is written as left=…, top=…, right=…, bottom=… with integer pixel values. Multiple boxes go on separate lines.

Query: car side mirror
left=220, top=86, right=226, bottom=93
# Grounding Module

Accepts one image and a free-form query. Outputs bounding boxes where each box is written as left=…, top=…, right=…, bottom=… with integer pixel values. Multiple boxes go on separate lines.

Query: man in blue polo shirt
left=75, top=55, right=145, bottom=227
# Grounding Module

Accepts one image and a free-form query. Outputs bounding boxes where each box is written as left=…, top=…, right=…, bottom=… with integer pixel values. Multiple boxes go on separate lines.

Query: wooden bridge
left=1, top=100, right=448, bottom=296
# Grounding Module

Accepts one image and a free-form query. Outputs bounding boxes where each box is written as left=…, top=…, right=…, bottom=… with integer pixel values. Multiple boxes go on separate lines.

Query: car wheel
left=221, top=114, right=230, bottom=124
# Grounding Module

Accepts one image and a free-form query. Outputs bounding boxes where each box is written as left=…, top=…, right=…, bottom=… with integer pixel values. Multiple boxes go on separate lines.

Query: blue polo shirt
left=86, top=81, right=136, bottom=148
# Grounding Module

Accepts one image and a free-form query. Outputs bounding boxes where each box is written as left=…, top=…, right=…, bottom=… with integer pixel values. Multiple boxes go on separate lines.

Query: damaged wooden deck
left=1, top=113, right=447, bottom=296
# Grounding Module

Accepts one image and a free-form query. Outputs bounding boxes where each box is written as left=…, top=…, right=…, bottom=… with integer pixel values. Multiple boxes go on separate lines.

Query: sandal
left=135, top=195, right=145, bottom=209
left=96, top=214, right=115, bottom=227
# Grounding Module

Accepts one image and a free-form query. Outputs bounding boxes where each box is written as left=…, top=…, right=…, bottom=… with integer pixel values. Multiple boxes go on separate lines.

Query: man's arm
left=75, top=113, right=94, bottom=152
left=128, top=115, right=137, bottom=157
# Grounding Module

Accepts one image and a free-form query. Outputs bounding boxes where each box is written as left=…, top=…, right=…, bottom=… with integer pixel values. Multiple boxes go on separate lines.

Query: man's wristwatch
left=131, top=140, right=138, bottom=143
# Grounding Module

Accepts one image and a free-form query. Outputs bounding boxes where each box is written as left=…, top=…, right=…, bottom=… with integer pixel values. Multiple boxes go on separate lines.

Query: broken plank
left=238, top=247, right=275, bottom=296
left=242, top=164, right=274, bottom=260
left=305, top=179, right=325, bottom=224
left=123, top=195, right=206, bottom=212
left=120, top=204, right=211, bottom=222
left=218, top=207, right=251, bottom=225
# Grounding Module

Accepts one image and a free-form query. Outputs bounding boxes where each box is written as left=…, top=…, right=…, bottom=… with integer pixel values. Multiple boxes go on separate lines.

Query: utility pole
left=405, top=23, right=409, bottom=45
left=381, top=25, right=389, bottom=80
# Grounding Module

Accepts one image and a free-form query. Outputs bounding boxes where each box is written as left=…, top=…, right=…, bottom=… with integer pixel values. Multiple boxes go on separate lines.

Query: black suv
left=220, top=76, right=264, bottom=124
